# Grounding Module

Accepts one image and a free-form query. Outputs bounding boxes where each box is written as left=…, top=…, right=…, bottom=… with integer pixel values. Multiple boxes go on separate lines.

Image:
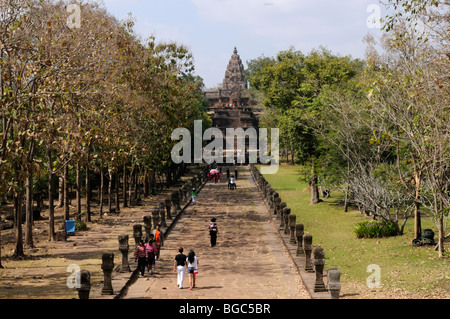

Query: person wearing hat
left=209, top=218, right=218, bottom=247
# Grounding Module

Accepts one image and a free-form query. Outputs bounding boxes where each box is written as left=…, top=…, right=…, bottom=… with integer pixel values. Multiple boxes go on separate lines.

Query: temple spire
left=223, top=47, right=247, bottom=92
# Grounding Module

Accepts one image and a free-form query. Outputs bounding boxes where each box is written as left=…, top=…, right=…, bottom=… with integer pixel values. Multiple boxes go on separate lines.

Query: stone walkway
left=121, top=167, right=310, bottom=299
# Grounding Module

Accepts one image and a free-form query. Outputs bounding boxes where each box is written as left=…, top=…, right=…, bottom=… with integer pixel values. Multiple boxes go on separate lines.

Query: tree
left=248, top=47, right=363, bottom=204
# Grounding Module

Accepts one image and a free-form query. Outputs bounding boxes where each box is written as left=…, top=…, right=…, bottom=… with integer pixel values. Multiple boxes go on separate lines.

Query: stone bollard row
left=87, top=168, right=210, bottom=299
left=249, top=164, right=342, bottom=299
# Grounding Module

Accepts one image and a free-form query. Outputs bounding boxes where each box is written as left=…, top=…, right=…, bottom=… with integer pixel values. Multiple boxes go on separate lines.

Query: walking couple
left=174, top=248, right=198, bottom=290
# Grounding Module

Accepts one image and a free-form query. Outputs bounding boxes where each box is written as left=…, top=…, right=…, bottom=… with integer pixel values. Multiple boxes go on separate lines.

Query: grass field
left=257, top=164, right=449, bottom=299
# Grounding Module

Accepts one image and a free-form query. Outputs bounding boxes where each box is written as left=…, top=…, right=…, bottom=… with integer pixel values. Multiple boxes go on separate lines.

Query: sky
left=101, top=0, right=385, bottom=89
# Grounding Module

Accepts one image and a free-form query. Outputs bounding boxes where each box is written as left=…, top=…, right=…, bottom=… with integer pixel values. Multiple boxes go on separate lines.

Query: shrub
left=354, top=220, right=398, bottom=239
left=75, top=219, right=88, bottom=232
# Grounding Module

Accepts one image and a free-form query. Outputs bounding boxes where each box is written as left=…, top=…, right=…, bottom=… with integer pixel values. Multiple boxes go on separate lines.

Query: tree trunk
left=309, top=160, right=320, bottom=205
left=151, top=170, right=156, bottom=192
left=47, top=147, right=55, bottom=241
left=134, top=168, right=139, bottom=202
left=13, top=192, right=24, bottom=258
left=85, top=148, right=91, bottom=223
left=58, top=175, right=64, bottom=208
left=58, top=174, right=64, bottom=208
left=129, top=167, right=134, bottom=206
left=0, top=224, right=3, bottom=268
left=25, top=166, right=34, bottom=248
left=123, top=163, right=128, bottom=208
left=99, top=161, right=104, bottom=218
left=437, top=216, right=444, bottom=258
left=76, top=161, right=82, bottom=220
left=108, top=167, right=112, bottom=214
left=115, top=171, right=120, bottom=213
left=413, top=173, right=422, bottom=239
left=143, top=167, right=149, bottom=197
left=344, top=185, right=350, bottom=212
left=64, top=162, right=70, bottom=222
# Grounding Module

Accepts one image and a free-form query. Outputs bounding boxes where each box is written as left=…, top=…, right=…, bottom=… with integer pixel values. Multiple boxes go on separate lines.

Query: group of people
left=206, top=167, right=239, bottom=190
left=134, top=224, right=164, bottom=277
left=172, top=217, right=219, bottom=290
left=133, top=170, right=223, bottom=292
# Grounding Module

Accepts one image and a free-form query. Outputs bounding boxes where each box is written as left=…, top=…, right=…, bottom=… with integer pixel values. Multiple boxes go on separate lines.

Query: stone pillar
left=133, top=224, right=142, bottom=246
left=313, top=247, right=327, bottom=292
left=118, top=235, right=131, bottom=273
left=159, top=206, right=167, bottom=227
left=175, top=190, right=182, bottom=211
left=165, top=198, right=172, bottom=220
left=152, top=209, right=160, bottom=228
left=143, top=216, right=152, bottom=241
left=101, top=253, right=114, bottom=295
left=178, top=188, right=184, bottom=206
left=76, top=270, right=91, bottom=299
left=171, top=191, right=178, bottom=216
left=271, top=192, right=278, bottom=213
left=283, top=207, right=290, bottom=234
left=279, top=204, right=283, bottom=226
left=303, top=233, right=314, bottom=273
left=327, top=268, right=341, bottom=299
left=295, top=224, right=305, bottom=256
left=159, top=202, right=168, bottom=221
left=289, top=214, right=296, bottom=244
left=279, top=201, right=286, bottom=219
left=275, top=198, right=282, bottom=220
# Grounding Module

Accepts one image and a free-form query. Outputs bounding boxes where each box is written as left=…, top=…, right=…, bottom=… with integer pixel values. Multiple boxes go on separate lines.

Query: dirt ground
left=0, top=172, right=200, bottom=299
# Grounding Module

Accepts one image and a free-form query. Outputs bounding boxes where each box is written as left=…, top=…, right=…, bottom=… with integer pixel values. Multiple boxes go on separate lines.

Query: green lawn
left=258, top=164, right=449, bottom=299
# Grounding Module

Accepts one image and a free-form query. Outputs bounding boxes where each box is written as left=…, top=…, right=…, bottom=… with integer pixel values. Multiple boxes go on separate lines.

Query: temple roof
left=223, top=47, right=247, bottom=92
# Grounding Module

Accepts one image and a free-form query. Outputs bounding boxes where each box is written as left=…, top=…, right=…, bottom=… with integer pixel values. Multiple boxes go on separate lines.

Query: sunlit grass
left=258, top=164, right=449, bottom=299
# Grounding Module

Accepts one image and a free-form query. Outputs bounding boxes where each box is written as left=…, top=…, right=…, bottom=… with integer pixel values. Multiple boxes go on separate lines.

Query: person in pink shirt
left=145, top=237, right=157, bottom=274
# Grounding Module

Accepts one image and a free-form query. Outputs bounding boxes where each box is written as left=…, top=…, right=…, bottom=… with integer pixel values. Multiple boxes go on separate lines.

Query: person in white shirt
left=228, top=175, right=236, bottom=190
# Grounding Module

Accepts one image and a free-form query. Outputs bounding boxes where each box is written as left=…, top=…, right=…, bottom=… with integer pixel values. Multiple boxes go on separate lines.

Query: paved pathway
left=123, top=166, right=310, bottom=299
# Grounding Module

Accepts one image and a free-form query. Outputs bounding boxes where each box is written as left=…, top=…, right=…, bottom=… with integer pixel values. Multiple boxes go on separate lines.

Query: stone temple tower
left=222, top=47, right=248, bottom=105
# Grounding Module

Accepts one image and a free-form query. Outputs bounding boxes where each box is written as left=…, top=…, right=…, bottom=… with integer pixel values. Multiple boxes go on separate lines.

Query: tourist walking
left=209, top=218, right=219, bottom=247
left=187, top=250, right=199, bottom=290
left=228, top=175, right=236, bottom=190
left=235, top=169, right=238, bottom=180
left=191, top=188, right=197, bottom=205
left=134, top=240, right=148, bottom=278
left=145, top=237, right=157, bottom=274
left=174, top=247, right=187, bottom=289
left=153, top=224, right=164, bottom=260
